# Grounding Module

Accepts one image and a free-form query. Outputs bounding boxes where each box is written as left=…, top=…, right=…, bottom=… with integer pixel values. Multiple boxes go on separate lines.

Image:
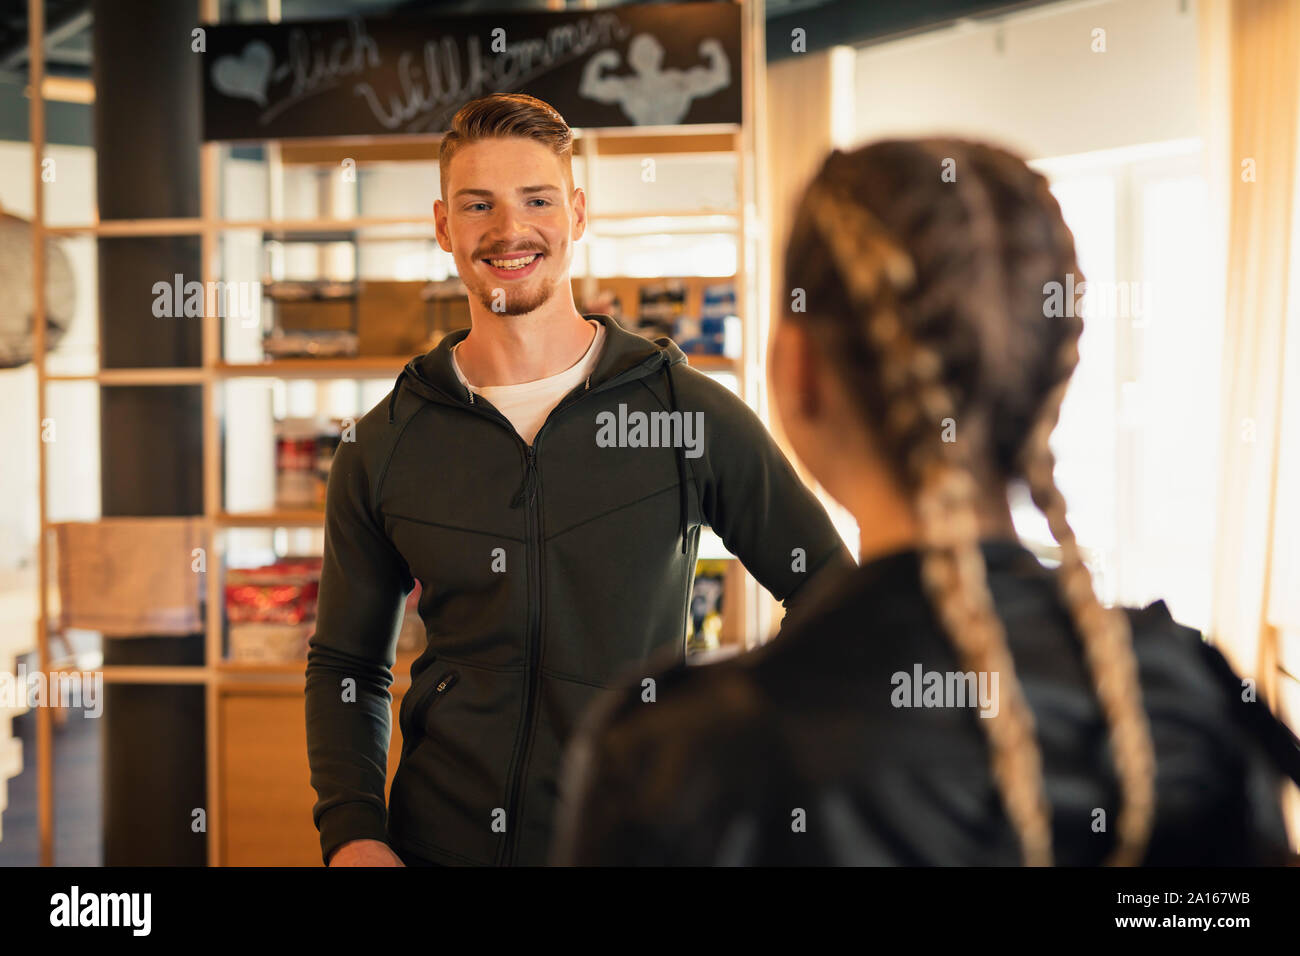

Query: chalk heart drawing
left=212, top=39, right=275, bottom=107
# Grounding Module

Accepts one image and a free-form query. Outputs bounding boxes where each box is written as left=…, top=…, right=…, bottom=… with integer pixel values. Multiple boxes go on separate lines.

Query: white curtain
left=1199, top=0, right=1300, bottom=845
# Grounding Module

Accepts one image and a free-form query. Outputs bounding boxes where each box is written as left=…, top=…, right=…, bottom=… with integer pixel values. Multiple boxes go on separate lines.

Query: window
left=1018, top=143, right=1220, bottom=632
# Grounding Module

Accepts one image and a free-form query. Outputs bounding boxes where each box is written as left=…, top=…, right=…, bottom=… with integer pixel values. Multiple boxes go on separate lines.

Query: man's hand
left=328, top=839, right=405, bottom=867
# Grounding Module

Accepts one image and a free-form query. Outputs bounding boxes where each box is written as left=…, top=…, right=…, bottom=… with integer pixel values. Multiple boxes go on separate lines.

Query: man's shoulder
left=665, top=358, right=754, bottom=409
left=657, top=358, right=777, bottom=463
left=344, top=386, right=430, bottom=459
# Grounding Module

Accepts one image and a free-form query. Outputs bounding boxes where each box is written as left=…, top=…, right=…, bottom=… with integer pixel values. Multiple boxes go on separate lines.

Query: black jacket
left=304, top=314, right=853, bottom=866
left=553, top=539, right=1297, bottom=865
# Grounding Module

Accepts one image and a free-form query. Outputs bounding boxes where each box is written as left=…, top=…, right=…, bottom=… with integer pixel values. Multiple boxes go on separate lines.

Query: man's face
left=435, top=137, right=585, bottom=317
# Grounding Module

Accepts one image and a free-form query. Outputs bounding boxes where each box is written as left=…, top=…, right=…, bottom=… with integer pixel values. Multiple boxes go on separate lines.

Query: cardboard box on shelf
left=358, top=280, right=435, bottom=356
left=274, top=297, right=356, bottom=333
left=228, top=622, right=312, bottom=662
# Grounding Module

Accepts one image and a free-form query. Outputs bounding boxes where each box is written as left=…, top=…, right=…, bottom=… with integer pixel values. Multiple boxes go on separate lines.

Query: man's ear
left=571, top=186, right=587, bottom=241
left=434, top=198, right=452, bottom=253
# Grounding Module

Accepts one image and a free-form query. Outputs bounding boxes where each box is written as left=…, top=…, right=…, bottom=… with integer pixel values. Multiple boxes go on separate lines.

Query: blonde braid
left=804, top=173, right=1055, bottom=866
left=987, top=153, right=1156, bottom=866
left=1019, top=341, right=1156, bottom=868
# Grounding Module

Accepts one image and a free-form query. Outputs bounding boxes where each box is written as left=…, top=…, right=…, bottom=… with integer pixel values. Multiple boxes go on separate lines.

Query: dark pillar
left=93, top=0, right=207, bottom=866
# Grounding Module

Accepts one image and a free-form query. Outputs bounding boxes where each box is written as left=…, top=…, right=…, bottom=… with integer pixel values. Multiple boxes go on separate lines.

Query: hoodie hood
left=386, top=312, right=694, bottom=554
left=387, top=313, right=686, bottom=424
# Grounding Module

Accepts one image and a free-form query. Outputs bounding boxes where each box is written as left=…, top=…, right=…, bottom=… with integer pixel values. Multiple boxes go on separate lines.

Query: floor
left=0, top=686, right=102, bottom=867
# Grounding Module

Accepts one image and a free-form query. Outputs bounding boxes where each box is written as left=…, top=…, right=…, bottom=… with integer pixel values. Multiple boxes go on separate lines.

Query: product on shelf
left=227, top=623, right=312, bottom=663
left=261, top=328, right=359, bottom=358
left=260, top=231, right=360, bottom=356
left=673, top=281, right=741, bottom=357
left=358, top=280, right=440, bottom=356
left=687, top=559, right=727, bottom=655
left=673, top=315, right=742, bottom=357
left=225, top=557, right=322, bottom=625
left=225, top=556, right=322, bottom=662
left=700, top=282, right=737, bottom=320
left=422, top=278, right=474, bottom=343
left=578, top=288, right=625, bottom=325
left=314, top=425, right=342, bottom=509
left=274, top=418, right=343, bottom=510
left=637, top=281, right=687, bottom=339
left=263, top=279, right=358, bottom=302
left=224, top=560, right=422, bottom=663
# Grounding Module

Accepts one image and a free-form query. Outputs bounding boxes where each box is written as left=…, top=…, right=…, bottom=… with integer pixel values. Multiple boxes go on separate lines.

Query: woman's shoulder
left=1120, top=599, right=1252, bottom=724
left=554, top=648, right=790, bottom=864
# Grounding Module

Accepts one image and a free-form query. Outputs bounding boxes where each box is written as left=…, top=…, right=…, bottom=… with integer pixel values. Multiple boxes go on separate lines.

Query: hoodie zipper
left=401, top=352, right=671, bottom=866
left=498, top=373, right=624, bottom=866
left=503, top=442, right=542, bottom=866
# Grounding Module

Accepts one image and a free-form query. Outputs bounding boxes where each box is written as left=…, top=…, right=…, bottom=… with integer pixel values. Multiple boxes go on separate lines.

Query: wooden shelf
left=217, top=649, right=419, bottom=679
left=267, top=125, right=739, bottom=164
left=47, top=367, right=206, bottom=385
left=217, top=659, right=308, bottom=675
left=576, top=123, right=740, bottom=147
left=46, top=216, right=433, bottom=236
left=26, top=62, right=761, bottom=866
left=217, top=510, right=324, bottom=527
left=44, top=217, right=203, bottom=237
left=215, top=357, right=412, bottom=378
left=223, top=216, right=434, bottom=232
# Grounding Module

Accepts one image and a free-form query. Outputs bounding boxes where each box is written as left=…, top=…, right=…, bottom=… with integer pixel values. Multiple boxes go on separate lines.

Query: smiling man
left=305, top=92, right=852, bottom=867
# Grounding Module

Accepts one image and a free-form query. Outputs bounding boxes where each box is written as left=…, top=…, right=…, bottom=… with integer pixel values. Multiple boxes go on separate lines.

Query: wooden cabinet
left=218, top=680, right=407, bottom=866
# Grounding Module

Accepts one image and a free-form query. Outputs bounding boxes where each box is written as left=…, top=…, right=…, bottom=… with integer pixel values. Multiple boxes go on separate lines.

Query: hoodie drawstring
left=662, top=361, right=690, bottom=555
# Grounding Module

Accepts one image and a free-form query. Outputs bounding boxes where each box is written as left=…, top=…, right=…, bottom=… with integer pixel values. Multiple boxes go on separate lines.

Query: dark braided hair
left=784, top=139, right=1155, bottom=866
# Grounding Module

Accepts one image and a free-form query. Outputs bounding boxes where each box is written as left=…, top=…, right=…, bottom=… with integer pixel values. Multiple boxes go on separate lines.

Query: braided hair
left=784, top=139, right=1155, bottom=866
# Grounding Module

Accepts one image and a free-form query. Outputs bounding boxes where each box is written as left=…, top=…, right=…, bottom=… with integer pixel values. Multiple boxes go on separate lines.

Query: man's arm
left=305, top=430, right=414, bottom=865
left=688, top=368, right=855, bottom=614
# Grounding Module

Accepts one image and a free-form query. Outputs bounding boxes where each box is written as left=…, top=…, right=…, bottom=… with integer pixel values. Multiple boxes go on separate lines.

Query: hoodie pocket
left=401, top=668, right=459, bottom=746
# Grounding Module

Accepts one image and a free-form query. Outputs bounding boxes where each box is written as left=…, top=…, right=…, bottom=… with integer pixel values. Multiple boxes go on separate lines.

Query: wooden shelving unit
left=27, top=0, right=768, bottom=866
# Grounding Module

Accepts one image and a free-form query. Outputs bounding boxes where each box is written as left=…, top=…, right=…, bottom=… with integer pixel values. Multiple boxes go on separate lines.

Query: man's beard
left=471, top=272, right=559, bottom=316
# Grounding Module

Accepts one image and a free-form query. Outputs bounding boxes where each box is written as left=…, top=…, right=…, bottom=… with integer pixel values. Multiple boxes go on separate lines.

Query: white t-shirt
left=451, top=320, right=606, bottom=446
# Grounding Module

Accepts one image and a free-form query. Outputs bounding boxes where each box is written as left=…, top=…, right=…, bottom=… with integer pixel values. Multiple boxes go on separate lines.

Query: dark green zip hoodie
left=305, top=313, right=853, bottom=866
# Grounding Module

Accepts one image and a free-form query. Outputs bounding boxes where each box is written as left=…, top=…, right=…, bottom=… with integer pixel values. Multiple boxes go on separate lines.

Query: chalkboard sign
left=201, top=2, right=742, bottom=141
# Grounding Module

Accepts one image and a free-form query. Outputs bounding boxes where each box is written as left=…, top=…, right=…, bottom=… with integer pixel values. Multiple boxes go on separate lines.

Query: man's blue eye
left=529, top=199, right=550, bottom=207
left=468, top=203, right=489, bottom=211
